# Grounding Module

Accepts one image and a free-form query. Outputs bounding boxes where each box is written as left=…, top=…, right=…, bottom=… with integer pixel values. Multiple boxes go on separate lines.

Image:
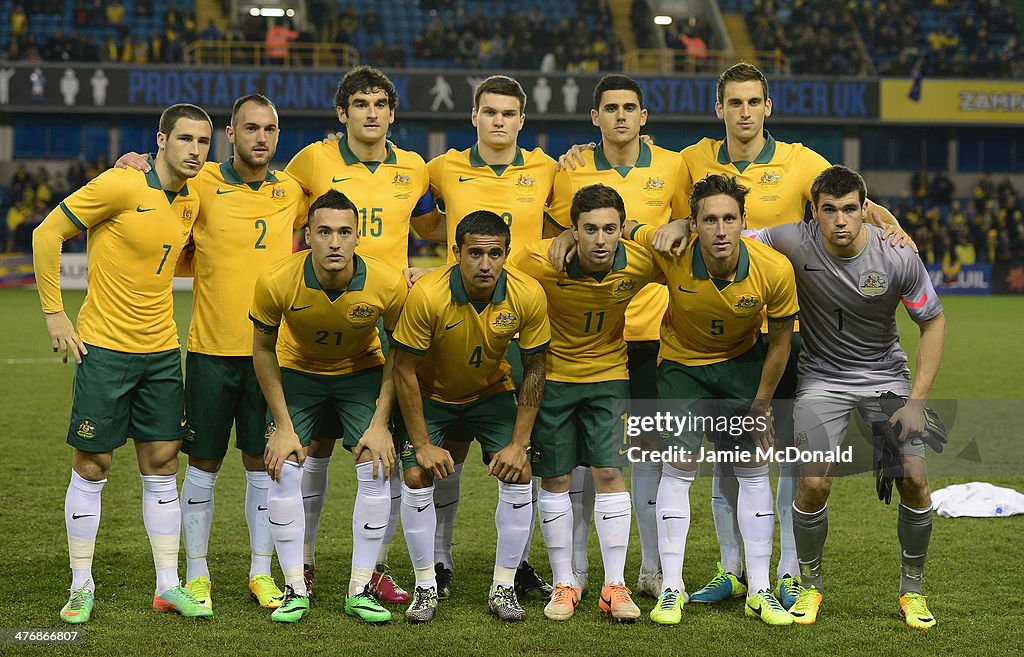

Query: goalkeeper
left=656, top=165, right=947, bottom=629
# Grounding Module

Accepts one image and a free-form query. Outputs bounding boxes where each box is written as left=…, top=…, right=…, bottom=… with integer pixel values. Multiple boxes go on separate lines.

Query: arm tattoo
left=254, top=324, right=276, bottom=335
left=518, top=350, right=546, bottom=408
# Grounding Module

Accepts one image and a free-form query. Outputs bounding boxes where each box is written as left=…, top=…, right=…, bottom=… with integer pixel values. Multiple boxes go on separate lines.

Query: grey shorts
left=793, top=388, right=926, bottom=460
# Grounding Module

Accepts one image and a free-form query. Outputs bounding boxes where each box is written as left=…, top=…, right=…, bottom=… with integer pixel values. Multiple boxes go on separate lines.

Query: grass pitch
left=1, top=290, right=1021, bottom=657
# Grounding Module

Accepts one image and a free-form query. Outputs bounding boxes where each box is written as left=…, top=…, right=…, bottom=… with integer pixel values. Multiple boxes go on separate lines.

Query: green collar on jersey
left=303, top=252, right=367, bottom=301
left=220, top=158, right=279, bottom=189
left=691, top=239, right=750, bottom=286
left=450, top=265, right=508, bottom=304
left=469, top=143, right=525, bottom=176
left=338, top=135, right=397, bottom=171
left=594, top=140, right=652, bottom=177
left=145, top=161, right=189, bottom=201
left=567, top=242, right=628, bottom=282
left=717, top=130, right=777, bottom=173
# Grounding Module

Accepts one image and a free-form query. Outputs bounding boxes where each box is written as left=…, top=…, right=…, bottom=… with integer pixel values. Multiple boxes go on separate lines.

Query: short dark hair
left=570, top=184, right=626, bottom=227
left=716, top=62, right=769, bottom=106
left=455, top=210, right=511, bottom=249
left=689, top=174, right=749, bottom=220
left=593, top=74, right=643, bottom=110
left=334, top=66, right=397, bottom=111
left=307, top=189, right=358, bottom=228
left=474, top=75, right=527, bottom=113
left=810, top=165, right=868, bottom=206
left=158, top=103, right=213, bottom=136
left=231, top=93, right=276, bottom=127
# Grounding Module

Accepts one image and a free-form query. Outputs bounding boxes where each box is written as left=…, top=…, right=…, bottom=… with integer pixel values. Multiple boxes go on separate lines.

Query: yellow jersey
left=548, top=141, right=687, bottom=343
left=631, top=225, right=798, bottom=366
left=284, top=137, right=432, bottom=271
left=427, top=144, right=555, bottom=259
left=188, top=159, right=308, bottom=357
left=510, top=239, right=660, bottom=383
left=249, top=252, right=407, bottom=376
left=679, top=131, right=831, bottom=229
left=392, top=264, right=550, bottom=403
left=56, top=166, right=197, bottom=353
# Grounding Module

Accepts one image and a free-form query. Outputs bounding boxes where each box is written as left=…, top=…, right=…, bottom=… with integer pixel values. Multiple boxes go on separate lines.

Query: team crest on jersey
left=491, top=311, right=519, bottom=332
left=734, top=295, right=761, bottom=313
left=614, top=279, right=638, bottom=296
left=514, top=174, right=536, bottom=190
left=272, top=186, right=287, bottom=199
left=859, top=271, right=888, bottom=296
left=643, top=177, right=666, bottom=192
left=392, top=172, right=411, bottom=187
left=347, top=303, right=377, bottom=324
left=759, top=171, right=782, bottom=186
left=76, top=419, right=96, bottom=440
left=181, top=206, right=194, bottom=222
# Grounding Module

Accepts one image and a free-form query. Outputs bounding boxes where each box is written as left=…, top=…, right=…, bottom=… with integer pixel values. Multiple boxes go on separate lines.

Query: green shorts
left=627, top=340, right=659, bottom=401
left=67, top=344, right=185, bottom=453
left=183, top=352, right=268, bottom=459
left=656, top=343, right=764, bottom=455
left=530, top=380, right=630, bottom=477
left=761, top=332, right=802, bottom=449
left=397, top=391, right=517, bottom=471
left=276, top=366, right=383, bottom=448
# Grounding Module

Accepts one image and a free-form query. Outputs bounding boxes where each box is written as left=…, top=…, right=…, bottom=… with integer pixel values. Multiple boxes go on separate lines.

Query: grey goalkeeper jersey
left=757, top=222, right=943, bottom=392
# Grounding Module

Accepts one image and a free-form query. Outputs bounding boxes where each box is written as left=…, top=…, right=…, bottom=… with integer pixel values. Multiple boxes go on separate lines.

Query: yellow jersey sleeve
left=510, top=271, right=550, bottom=355
left=283, top=142, right=317, bottom=196
left=765, top=254, right=799, bottom=320
left=380, top=267, right=408, bottom=333
left=249, top=266, right=285, bottom=331
left=60, top=167, right=129, bottom=229
left=547, top=165, right=578, bottom=230
left=392, top=280, right=435, bottom=356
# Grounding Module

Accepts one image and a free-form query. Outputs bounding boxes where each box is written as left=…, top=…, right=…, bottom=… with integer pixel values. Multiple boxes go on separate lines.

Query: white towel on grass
left=931, top=482, right=1024, bottom=518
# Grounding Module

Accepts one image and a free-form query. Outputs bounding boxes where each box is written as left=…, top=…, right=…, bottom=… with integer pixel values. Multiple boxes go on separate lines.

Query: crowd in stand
left=411, top=0, right=621, bottom=72
left=2, top=156, right=100, bottom=253
left=893, top=171, right=1024, bottom=267
left=745, top=0, right=870, bottom=75
left=6, top=2, right=195, bottom=63
left=851, top=0, right=1023, bottom=78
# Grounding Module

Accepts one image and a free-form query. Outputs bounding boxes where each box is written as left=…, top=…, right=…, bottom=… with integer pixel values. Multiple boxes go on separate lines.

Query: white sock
left=66, top=470, right=104, bottom=591
left=736, top=464, right=774, bottom=594
left=538, top=488, right=574, bottom=586
left=631, top=461, right=662, bottom=574
left=432, top=462, right=462, bottom=569
left=493, top=481, right=533, bottom=588
left=569, top=466, right=594, bottom=575
left=141, top=473, right=181, bottom=594
left=350, top=462, right=390, bottom=595
left=180, top=465, right=217, bottom=581
left=712, top=461, right=743, bottom=575
left=401, top=483, right=437, bottom=589
left=657, top=464, right=694, bottom=593
left=245, top=470, right=274, bottom=579
left=517, top=476, right=540, bottom=566
left=300, top=455, right=330, bottom=567
left=268, top=461, right=307, bottom=595
left=775, top=462, right=799, bottom=579
left=376, top=468, right=402, bottom=565
left=594, top=491, right=631, bottom=586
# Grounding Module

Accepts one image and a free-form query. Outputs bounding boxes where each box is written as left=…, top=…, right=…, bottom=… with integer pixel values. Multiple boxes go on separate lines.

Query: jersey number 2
left=254, top=219, right=267, bottom=249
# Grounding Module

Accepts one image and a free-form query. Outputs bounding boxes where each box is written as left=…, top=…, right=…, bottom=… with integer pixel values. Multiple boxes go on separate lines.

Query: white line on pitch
left=1, top=357, right=66, bottom=364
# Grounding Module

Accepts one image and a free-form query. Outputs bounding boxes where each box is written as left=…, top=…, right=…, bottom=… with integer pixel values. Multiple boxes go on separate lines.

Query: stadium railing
left=622, top=48, right=790, bottom=74
left=183, top=41, right=360, bottom=68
